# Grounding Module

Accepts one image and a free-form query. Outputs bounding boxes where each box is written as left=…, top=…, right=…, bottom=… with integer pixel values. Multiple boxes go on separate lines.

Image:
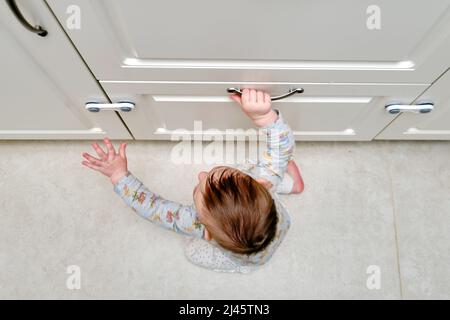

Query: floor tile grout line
left=389, top=174, right=404, bottom=299
left=383, top=142, right=404, bottom=299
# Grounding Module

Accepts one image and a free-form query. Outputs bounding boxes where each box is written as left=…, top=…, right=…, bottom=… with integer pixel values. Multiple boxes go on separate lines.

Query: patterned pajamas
left=113, top=110, right=295, bottom=273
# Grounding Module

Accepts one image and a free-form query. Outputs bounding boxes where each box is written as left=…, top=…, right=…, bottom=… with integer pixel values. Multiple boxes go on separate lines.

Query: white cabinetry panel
left=0, top=0, right=131, bottom=139
left=101, top=81, right=427, bottom=140
left=376, top=68, right=450, bottom=140
left=47, top=0, right=450, bottom=84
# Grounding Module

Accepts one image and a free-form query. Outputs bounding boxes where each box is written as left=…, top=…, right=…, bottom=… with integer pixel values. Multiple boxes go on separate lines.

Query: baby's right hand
left=229, top=89, right=278, bottom=127
left=81, top=137, right=129, bottom=185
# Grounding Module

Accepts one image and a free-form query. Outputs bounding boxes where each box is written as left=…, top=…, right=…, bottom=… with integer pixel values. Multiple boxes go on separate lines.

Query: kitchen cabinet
left=1, top=1, right=447, bottom=140
left=376, top=67, right=450, bottom=140
left=45, top=0, right=450, bottom=141
left=0, top=0, right=131, bottom=139
left=47, top=0, right=450, bottom=84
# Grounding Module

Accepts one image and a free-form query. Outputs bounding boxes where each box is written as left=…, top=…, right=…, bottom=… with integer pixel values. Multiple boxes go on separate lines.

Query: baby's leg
left=285, top=160, right=304, bottom=194
left=272, top=160, right=304, bottom=194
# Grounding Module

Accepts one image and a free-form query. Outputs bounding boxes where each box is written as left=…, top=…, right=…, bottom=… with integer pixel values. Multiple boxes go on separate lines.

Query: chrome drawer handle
left=227, top=87, right=304, bottom=101
left=85, top=102, right=135, bottom=112
left=385, top=102, right=434, bottom=114
left=6, top=0, right=48, bottom=37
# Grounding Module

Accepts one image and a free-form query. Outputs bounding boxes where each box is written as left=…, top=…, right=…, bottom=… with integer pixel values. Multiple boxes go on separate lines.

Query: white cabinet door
left=47, top=0, right=450, bottom=84
left=375, top=67, right=450, bottom=140
left=0, top=0, right=131, bottom=139
left=101, top=81, right=427, bottom=140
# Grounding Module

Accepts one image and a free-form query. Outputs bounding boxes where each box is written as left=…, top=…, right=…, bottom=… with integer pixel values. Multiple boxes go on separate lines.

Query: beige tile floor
left=0, top=140, right=448, bottom=299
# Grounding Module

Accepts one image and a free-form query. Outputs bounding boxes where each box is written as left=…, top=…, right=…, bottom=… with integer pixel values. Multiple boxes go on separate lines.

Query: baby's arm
left=81, top=138, right=205, bottom=239
left=113, top=172, right=204, bottom=238
left=256, top=110, right=295, bottom=188
left=230, top=89, right=295, bottom=189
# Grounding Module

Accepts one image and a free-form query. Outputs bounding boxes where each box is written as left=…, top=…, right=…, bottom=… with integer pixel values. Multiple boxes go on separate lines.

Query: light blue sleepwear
left=113, top=110, right=295, bottom=273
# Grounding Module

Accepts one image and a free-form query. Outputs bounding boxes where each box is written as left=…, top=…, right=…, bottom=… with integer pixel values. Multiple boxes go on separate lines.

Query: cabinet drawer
left=101, top=81, right=427, bottom=140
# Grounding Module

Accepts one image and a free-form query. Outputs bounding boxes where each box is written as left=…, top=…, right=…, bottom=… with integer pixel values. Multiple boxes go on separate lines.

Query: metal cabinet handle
left=227, top=87, right=304, bottom=101
left=385, top=102, right=434, bottom=114
left=85, top=102, right=135, bottom=112
left=6, top=0, right=47, bottom=37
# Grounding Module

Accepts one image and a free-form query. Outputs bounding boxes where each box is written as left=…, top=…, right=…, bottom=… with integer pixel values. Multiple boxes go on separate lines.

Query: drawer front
left=376, top=68, right=450, bottom=140
left=48, top=0, right=450, bottom=84
left=100, top=82, right=427, bottom=140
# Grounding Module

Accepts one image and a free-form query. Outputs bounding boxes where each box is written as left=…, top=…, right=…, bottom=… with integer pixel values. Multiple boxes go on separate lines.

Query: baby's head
left=193, top=166, right=278, bottom=255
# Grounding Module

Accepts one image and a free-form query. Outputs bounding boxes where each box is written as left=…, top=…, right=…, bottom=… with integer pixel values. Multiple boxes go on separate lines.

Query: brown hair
left=201, top=166, right=278, bottom=255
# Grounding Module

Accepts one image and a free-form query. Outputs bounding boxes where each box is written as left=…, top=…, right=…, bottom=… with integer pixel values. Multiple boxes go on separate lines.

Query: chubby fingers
left=92, top=142, right=108, bottom=161
left=229, top=93, right=242, bottom=105
left=257, top=91, right=264, bottom=104
left=118, top=142, right=127, bottom=159
left=103, top=137, right=116, bottom=161
left=81, top=160, right=103, bottom=172
left=249, top=89, right=256, bottom=103
left=242, top=88, right=250, bottom=104
left=241, top=89, right=268, bottom=104
left=82, top=152, right=104, bottom=167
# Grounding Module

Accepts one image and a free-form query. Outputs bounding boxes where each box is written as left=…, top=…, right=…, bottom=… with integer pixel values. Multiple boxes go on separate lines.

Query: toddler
left=81, top=89, right=304, bottom=273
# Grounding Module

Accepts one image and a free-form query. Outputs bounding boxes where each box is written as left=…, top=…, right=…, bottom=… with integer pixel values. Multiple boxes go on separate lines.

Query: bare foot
left=286, top=160, right=304, bottom=194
